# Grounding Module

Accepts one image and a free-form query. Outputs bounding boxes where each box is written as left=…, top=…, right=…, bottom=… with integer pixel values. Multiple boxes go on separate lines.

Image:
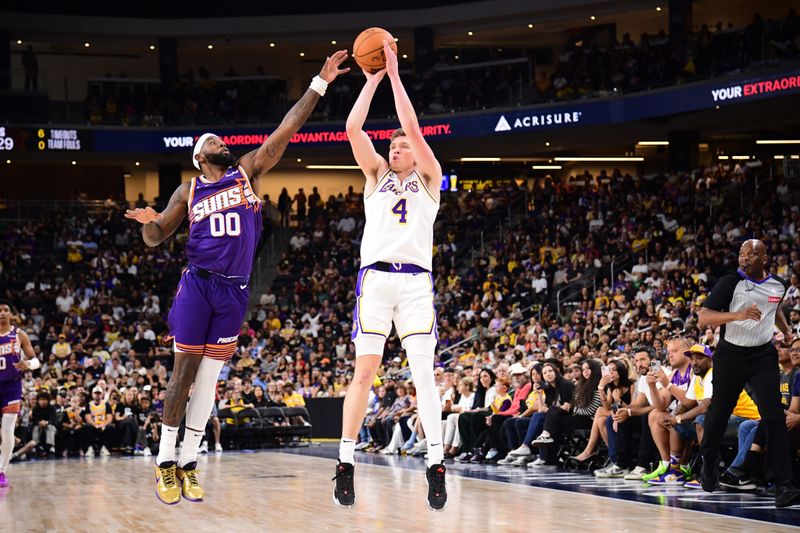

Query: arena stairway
left=248, top=226, right=295, bottom=306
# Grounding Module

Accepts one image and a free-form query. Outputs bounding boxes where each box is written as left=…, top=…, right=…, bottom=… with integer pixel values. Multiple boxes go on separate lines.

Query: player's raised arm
left=240, top=50, right=350, bottom=179
left=346, top=69, right=389, bottom=189
left=124, top=182, right=190, bottom=247
left=383, top=41, right=442, bottom=194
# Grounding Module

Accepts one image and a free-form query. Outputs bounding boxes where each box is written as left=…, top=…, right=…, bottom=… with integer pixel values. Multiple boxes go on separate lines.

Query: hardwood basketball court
left=1, top=445, right=798, bottom=532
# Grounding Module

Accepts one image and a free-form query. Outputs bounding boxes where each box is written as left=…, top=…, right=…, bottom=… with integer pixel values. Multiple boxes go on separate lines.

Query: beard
left=206, top=151, right=237, bottom=168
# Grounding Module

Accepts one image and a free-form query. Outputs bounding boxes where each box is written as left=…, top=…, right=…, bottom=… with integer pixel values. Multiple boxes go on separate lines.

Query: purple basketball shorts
left=167, top=267, right=249, bottom=361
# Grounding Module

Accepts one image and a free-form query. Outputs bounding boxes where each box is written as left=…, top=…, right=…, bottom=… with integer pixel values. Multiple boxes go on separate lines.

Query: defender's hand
left=125, top=207, right=160, bottom=225
left=319, top=50, right=350, bottom=83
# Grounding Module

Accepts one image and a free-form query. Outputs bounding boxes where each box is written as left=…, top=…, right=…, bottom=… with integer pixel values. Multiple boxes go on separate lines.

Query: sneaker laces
left=183, top=469, right=200, bottom=487
left=332, top=463, right=353, bottom=483
left=159, top=466, right=177, bottom=487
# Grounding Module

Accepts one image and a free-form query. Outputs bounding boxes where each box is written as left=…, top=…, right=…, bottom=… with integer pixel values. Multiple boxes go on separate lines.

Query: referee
left=698, top=239, right=800, bottom=507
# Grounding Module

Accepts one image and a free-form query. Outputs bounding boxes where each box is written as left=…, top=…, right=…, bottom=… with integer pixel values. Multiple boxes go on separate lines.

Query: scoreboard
left=0, top=127, right=91, bottom=153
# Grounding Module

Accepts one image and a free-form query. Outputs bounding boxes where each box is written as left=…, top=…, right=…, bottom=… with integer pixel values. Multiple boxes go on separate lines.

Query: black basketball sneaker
left=332, top=460, right=355, bottom=507
left=425, top=463, right=447, bottom=511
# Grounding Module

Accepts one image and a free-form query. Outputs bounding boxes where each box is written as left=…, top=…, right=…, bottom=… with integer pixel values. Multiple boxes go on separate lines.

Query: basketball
left=353, top=27, right=397, bottom=73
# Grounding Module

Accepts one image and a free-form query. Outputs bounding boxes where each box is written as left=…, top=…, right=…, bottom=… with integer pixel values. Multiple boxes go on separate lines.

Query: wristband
left=27, top=357, right=41, bottom=370
left=627, top=408, right=632, bottom=417
left=310, top=75, right=328, bottom=97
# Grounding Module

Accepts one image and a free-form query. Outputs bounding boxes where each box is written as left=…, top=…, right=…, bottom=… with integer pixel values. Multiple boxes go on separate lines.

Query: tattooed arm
left=124, top=182, right=190, bottom=247
left=240, top=50, right=350, bottom=179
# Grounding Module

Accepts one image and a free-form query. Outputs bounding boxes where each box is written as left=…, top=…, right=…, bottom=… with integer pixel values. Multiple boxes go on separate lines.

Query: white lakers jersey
left=360, top=169, right=439, bottom=271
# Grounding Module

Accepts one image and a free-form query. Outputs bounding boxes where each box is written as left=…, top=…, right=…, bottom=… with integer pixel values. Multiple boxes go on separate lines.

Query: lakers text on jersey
left=360, top=170, right=439, bottom=272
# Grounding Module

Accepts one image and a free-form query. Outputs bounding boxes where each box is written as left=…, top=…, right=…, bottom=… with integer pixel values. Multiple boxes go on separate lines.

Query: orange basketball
left=353, top=27, right=397, bottom=73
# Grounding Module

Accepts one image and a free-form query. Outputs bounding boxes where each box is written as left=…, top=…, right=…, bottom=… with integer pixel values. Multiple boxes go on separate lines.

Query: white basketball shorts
left=351, top=264, right=438, bottom=356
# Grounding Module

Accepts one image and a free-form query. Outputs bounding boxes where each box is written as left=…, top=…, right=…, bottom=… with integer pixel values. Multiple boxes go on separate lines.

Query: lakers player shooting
left=0, top=300, right=41, bottom=488
left=333, top=41, right=447, bottom=511
left=125, top=50, right=349, bottom=505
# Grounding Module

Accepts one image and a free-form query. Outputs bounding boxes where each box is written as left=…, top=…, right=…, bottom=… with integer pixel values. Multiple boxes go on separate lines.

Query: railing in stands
left=438, top=300, right=543, bottom=365
left=555, top=276, right=596, bottom=319
left=0, top=200, right=117, bottom=223
left=445, top=188, right=529, bottom=271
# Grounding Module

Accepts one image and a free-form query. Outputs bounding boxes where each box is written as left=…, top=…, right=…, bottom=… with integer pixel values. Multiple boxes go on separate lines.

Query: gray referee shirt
left=702, top=269, right=788, bottom=347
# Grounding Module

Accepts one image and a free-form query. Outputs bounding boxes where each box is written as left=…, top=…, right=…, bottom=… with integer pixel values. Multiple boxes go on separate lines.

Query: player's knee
left=352, top=368, right=374, bottom=387
left=354, top=336, right=386, bottom=357
left=402, top=336, right=437, bottom=356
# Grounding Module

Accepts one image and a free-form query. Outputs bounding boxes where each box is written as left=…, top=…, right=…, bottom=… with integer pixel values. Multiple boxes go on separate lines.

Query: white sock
left=407, top=353, right=444, bottom=466
left=0, top=413, right=17, bottom=474
left=339, top=438, right=356, bottom=465
left=178, top=429, right=204, bottom=469
left=157, top=424, right=179, bottom=466
left=178, top=357, right=223, bottom=468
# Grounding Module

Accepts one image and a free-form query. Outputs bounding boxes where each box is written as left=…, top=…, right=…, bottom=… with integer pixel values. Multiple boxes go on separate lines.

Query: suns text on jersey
left=191, top=180, right=258, bottom=222
left=0, top=341, right=20, bottom=355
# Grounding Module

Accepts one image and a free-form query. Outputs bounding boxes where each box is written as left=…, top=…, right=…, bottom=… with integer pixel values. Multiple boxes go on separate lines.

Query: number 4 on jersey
left=391, top=199, right=408, bottom=224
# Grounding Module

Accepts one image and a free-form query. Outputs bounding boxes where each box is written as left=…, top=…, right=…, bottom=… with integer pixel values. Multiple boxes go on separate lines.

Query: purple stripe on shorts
left=430, top=272, right=439, bottom=341
left=352, top=268, right=365, bottom=340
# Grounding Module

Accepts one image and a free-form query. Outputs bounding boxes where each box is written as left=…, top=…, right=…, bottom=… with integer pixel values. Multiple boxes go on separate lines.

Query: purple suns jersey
left=0, top=326, right=22, bottom=382
left=186, top=166, right=262, bottom=278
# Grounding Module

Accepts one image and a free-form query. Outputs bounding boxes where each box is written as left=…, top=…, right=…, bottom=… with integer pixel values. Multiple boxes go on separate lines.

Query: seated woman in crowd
left=530, top=359, right=603, bottom=465
left=497, top=365, right=544, bottom=464
left=442, top=377, right=475, bottom=459
left=503, top=362, right=575, bottom=465
left=572, top=358, right=633, bottom=462
left=454, top=368, right=497, bottom=461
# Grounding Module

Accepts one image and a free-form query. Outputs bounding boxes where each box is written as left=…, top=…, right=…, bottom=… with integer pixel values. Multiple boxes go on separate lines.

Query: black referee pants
left=700, top=340, right=792, bottom=483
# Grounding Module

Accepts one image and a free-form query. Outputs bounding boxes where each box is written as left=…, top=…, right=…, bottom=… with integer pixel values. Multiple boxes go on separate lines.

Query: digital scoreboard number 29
left=0, top=127, right=14, bottom=150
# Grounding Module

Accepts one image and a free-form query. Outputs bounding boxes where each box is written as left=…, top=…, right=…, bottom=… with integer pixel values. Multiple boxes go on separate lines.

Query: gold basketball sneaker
left=154, top=462, right=181, bottom=505
left=176, top=462, right=204, bottom=502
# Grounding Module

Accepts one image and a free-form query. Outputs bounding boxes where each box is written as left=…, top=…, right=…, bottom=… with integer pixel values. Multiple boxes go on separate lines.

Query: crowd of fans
left=540, top=10, right=800, bottom=102
left=85, top=73, right=287, bottom=127
left=1, top=159, right=800, bottom=494
left=78, top=10, right=800, bottom=125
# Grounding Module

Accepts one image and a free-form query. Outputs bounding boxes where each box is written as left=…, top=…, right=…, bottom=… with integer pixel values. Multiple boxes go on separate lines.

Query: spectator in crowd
left=82, top=386, right=114, bottom=457
left=642, top=337, right=694, bottom=483
left=60, top=395, right=85, bottom=457
left=471, top=363, right=531, bottom=462
left=497, top=364, right=545, bottom=464
left=598, top=347, right=658, bottom=480
left=454, top=369, right=497, bottom=462
left=505, top=362, right=576, bottom=466
left=530, top=359, right=602, bottom=465
left=30, top=391, right=57, bottom=457
left=442, top=376, right=475, bottom=458
left=115, top=388, right=141, bottom=455
left=572, top=358, right=632, bottom=465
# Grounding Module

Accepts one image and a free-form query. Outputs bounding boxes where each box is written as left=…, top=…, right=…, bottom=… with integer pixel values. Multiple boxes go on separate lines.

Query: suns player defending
left=0, top=300, right=41, bottom=488
left=333, top=42, right=446, bottom=510
left=126, top=51, right=349, bottom=505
